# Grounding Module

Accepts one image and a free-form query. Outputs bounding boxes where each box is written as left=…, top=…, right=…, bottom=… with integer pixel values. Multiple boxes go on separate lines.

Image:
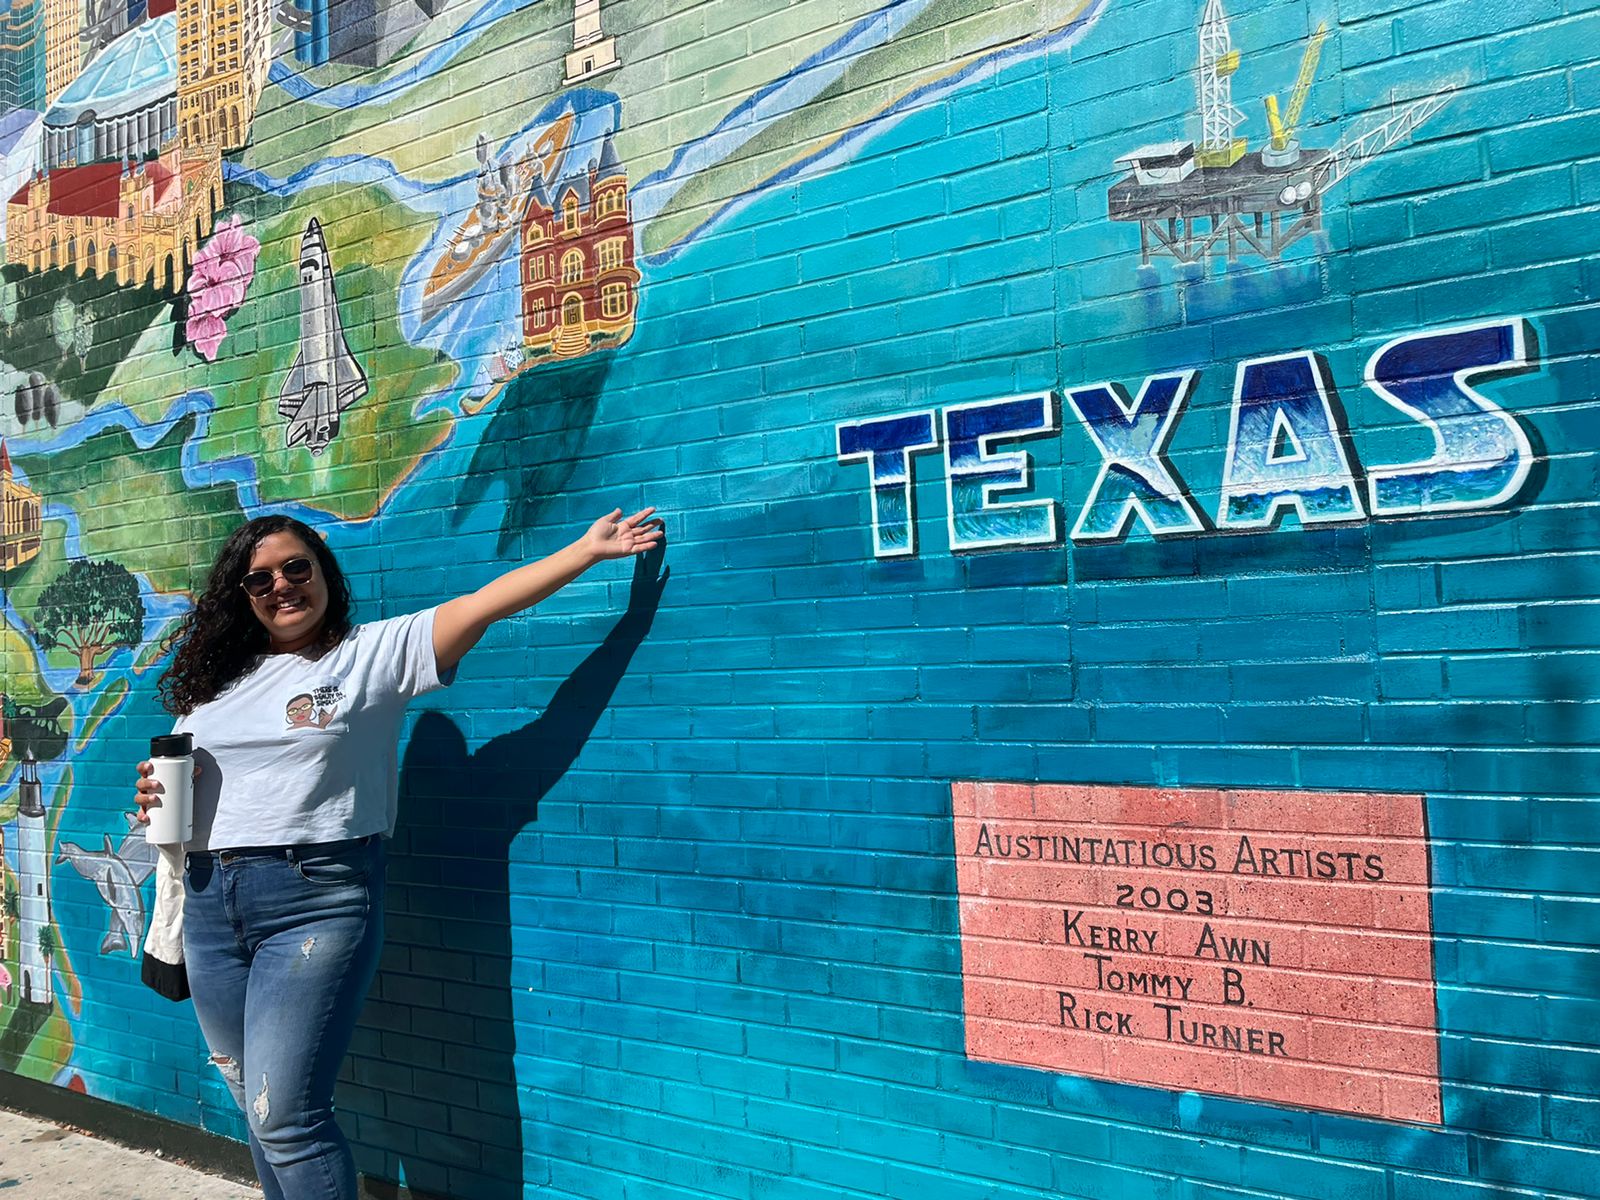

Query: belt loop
left=285, top=846, right=298, bottom=864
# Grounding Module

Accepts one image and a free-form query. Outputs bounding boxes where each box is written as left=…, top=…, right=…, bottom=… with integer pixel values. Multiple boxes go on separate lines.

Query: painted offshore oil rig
left=1108, top=0, right=1455, bottom=268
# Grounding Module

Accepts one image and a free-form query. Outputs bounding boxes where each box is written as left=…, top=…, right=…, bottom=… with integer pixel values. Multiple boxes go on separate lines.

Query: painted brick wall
left=1, top=0, right=1598, bottom=1198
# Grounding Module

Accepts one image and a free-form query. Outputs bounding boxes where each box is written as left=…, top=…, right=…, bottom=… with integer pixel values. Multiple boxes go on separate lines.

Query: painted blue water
left=266, top=0, right=546, bottom=109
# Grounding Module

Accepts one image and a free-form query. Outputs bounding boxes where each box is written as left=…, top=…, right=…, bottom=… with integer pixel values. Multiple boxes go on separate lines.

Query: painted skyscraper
left=177, top=0, right=276, bottom=150
left=293, top=0, right=446, bottom=70
left=563, top=0, right=617, bottom=84
left=16, top=751, right=53, bottom=1006
left=42, top=0, right=82, bottom=109
left=0, top=0, right=46, bottom=113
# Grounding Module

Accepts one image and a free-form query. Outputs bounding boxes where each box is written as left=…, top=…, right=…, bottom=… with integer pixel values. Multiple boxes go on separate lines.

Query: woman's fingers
left=130, top=757, right=198, bottom=822
left=133, top=760, right=159, bottom=822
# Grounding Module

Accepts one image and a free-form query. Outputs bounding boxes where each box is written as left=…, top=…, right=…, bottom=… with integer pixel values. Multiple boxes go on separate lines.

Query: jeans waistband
left=190, top=833, right=376, bottom=867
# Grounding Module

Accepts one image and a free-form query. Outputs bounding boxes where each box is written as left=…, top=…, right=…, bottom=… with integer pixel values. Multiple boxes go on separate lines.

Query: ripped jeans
left=183, top=836, right=384, bottom=1200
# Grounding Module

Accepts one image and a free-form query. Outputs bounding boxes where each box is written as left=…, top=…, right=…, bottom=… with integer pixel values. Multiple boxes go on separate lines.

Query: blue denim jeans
left=183, top=836, right=384, bottom=1200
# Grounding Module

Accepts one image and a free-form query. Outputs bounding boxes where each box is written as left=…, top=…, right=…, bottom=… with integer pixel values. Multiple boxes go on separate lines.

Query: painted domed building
left=6, top=3, right=221, bottom=292
left=3, top=0, right=275, bottom=292
left=39, top=12, right=178, bottom=170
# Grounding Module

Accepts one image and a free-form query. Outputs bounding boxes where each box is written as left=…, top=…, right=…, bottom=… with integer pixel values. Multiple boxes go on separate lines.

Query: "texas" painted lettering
left=835, top=319, right=1539, bottom=556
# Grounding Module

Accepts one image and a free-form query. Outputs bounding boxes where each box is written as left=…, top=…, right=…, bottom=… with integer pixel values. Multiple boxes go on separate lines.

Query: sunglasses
left=240, top=557, right=316, bottom=598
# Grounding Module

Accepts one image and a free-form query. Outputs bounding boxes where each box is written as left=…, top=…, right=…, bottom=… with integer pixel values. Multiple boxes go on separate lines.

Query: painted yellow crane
left=1264, top=22, right=1327, bottom=161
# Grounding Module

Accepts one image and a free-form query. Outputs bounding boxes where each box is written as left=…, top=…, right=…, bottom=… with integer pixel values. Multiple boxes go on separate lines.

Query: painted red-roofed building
left=0, top=437, right=42, bottom=570
left=520, top=130, right=639, bottom=361
left=5, top=147, right=221, bottom=292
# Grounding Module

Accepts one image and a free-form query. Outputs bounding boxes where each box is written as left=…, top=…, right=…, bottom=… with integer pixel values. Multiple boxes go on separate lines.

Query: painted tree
left=50, top=297, right=75, bottom=357
left=13, top=374, right=59, bottom=427
left=72, top=307, right=93, bottom=368
left=38, top=924, right=56, bottom=963
left=33, top=559, right=144, bottom=686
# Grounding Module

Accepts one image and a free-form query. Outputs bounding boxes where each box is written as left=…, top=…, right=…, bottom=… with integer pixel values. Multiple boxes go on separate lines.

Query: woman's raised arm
left=432, top=508, right=663, bottom=674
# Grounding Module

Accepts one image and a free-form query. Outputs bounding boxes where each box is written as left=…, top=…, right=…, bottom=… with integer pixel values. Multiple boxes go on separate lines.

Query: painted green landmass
left=11, top=1006, right=74, bottom=1081
left=638, top=0, right=1096, bottom=253
left=0, top=548, right=72, bottom=781
left=86, top=179, right=456, bottom=523
left=133, top=622, right=182, bottom=674
left=0, top=608, right=59, bottom=708
left=13, top=425, right=245, bottom=596
left=242, top=0, right=1071, bottom=255
left=241, top=0, right=897, bottom=187
left=244, top=0, right=568, bottom=184
left=0, top=264, right=171, bottom=415
left=75, top=678, right=129, bottom=752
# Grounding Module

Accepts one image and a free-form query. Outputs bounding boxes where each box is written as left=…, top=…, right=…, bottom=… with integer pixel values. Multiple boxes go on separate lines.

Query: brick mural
left=1, top=0, right=1597, bottom=1197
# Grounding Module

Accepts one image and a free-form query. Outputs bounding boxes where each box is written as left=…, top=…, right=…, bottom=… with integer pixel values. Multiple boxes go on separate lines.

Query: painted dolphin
left=117, top=812, right=158, bottom=886
left=56, top=836, right=146, bottom=957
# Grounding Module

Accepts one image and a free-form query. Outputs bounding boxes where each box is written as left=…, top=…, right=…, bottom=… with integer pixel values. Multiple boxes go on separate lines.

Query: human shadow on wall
left=453, top=352, right=614, bottom=557
left=353, top=541, right=667, bottom=1200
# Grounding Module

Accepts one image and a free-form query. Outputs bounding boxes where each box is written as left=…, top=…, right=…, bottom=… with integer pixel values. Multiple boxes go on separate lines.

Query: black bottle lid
left=150, top=732, right=194, bottom=758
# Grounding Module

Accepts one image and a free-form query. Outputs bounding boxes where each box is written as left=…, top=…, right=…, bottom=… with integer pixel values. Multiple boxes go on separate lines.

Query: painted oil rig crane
left=1109, top=1, right=1456, bottom=268
left=1263, top=22, right=1327, bottom=166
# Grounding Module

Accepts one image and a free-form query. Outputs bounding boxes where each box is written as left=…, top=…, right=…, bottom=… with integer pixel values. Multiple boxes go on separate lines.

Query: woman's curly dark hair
left=159, top=516, right=353, bottom=715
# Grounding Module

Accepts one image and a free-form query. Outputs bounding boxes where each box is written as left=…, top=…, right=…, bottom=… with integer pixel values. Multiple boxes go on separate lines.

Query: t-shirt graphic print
left=285, top=683, right=345, bottom=730
left=173, top=607, right=452, bottom=851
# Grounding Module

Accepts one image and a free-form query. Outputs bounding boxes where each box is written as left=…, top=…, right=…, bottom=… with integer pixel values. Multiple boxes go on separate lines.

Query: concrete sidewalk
left=0, top=1107, right=259, bottom=1198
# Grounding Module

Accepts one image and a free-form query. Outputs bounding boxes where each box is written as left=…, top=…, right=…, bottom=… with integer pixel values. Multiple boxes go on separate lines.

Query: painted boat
left=417, top=115, right=573, bottom=324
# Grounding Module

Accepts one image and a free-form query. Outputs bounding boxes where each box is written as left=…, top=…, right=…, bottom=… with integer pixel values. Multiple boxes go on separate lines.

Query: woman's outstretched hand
left=583, top=508, right=664, bottom=561
left=433, top=507, right=668, bottom=673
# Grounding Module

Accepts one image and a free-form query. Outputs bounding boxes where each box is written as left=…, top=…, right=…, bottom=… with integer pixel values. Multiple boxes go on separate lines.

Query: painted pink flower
left=186, top=312, right=230, bottom=360
left=185, top=217, right=261, bottom=362
left=0, top=963, right=11, bottom=990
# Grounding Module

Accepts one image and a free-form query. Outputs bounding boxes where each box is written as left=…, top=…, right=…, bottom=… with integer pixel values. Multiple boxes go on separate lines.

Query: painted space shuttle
left=278, top=218, right=368, bottom=456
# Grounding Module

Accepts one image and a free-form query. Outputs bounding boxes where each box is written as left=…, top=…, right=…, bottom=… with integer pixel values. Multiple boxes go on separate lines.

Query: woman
left=133, top=508, right=661, bottom=1200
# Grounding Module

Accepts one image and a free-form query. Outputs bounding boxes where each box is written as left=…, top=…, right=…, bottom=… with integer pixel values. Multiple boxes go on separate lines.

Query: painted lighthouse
left=16, top=751, right=53, bottom=1006
left=563, top=0, right=619, bottom=84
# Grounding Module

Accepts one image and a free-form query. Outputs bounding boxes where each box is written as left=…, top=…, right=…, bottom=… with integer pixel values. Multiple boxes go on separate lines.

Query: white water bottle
left=145, top=733, right=194, bottom=845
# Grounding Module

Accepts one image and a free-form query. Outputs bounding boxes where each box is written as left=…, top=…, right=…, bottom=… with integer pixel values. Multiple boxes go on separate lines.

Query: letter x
left=1065, top=371, right=1205, bottom=543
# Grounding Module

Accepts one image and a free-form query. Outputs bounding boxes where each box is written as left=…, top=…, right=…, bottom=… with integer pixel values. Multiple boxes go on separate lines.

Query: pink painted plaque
left=953, top=783, right=1441, bottom=1123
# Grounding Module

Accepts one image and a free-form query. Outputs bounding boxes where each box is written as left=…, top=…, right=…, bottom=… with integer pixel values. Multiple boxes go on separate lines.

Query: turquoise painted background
left=3, top=0, right=1598, bottom=1195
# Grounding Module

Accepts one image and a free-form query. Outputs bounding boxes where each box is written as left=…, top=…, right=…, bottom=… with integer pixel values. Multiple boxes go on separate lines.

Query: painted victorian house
left=519, top=129, right=638, bottom=361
